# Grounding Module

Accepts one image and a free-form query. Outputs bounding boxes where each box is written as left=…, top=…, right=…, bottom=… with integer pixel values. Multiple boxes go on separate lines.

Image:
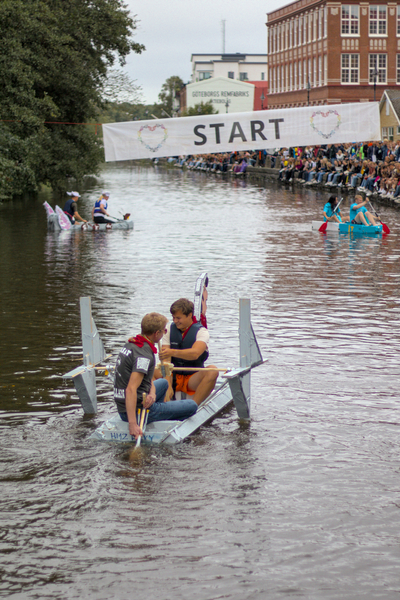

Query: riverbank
left=146, top=158, right=400, bottom=211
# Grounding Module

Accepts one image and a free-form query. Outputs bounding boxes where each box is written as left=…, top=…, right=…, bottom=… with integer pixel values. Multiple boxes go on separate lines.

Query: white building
left=185, top=77, right=255, bottom=114
left=191, top=53, right=268, bottom=83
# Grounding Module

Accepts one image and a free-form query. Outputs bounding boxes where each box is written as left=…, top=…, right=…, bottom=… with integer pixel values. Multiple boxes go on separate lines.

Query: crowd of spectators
left=275, top=140, right=400, bottom=200
left=161, top=140, right=400, bottom=201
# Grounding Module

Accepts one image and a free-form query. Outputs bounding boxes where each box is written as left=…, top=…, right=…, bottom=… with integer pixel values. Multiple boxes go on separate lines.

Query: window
left=303, top=59, right=307, bottom=88
left=342, top=54, right=359, bottom=83
left=294, top=19, right=297, bottom=47
left=299, top=17, right=303, bottom=45
left=318, top=56, right=322, bottom=86
left=397, top=126, right=400, bottom=135
left=382, top=127, right=394, bottom=141
left=398, top=7, right=400, bottom=36
left=313, top=11, right=318, bottom=41
left=308, top=13, right=312, bottom=41
left=369, top=54, right=387, bottom=83
left=239, top=73, right=248, bottom=81
left=342, top=5, right=359, bottom=35
left=397, top=55, right=400, bottom=83
left=369, top=6, right=387, bottom=36
left=324, top=7, right=328, bottom=38
left=199, top=71, right=212, bottom=80
left=304, top=15, right=307, bottom=43
left=228, top=71, right=234, bottom=79
left=318, top=9, right=323, bottom=39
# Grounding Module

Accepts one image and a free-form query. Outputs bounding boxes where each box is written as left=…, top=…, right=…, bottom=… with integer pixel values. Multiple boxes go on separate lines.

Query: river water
left=1, top=164, right=400, bottom=600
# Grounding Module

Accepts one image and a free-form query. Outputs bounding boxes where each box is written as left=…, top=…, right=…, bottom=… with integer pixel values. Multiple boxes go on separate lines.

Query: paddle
left=134, top=393, right=147, bottom=450
left=158, top=342, right=174, bottom=400
left=319, top=197, right=343, bottom=233
left=367, top=201, right=390, bottom=234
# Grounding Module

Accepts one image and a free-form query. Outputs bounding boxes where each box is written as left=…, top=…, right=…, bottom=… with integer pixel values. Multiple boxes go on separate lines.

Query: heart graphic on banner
left=138, top=123, right=168, bottom=152
left=309, top=110, right=341, bottom=140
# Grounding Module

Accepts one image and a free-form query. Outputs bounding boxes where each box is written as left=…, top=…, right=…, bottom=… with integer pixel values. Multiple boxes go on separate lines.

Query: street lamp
left=260, top=91, right=265, bottom=110
left=172, top=97, right=180, bottom=117
left=225, top=99, right=230, bottom=113
left=307, top=80, right=311, bottom=106
left=372, top=68, right=379, bottom=102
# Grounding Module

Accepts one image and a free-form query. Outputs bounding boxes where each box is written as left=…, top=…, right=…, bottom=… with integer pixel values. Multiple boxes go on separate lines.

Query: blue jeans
left=119, top=378, right=197, bottom=424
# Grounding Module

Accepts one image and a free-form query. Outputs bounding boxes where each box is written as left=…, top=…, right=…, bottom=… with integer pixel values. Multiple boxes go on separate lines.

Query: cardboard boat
left=63, top=273, right=264, bottom=445
left=43, top=201, right=133, bottom=231
left=339, top=222, right=382, bottom=235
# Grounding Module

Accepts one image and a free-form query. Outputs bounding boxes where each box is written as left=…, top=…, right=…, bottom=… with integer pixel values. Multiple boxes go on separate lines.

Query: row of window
left=198, top=72, right=266, bottom=81
left=269, top=5, right=400, bottom=55
left=341, top=53, right=398, bottom=84
left=269, top=53, right=399, bottom=94
left=341, top=5, right=398, bottom=36
left=269, top=8, right=327, bottom=53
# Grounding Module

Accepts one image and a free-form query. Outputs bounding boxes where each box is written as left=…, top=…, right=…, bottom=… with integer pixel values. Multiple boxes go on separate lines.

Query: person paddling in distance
left=159, top=298, right=219, bottom=407
left=114, top=312, right=197, bottom=440
left=92, top=190, right=113, bottom=224
left=349, top=195, right=379, bottom=226
left=63, top=191, right=87, bottom=224
left=323, top=195, right=349, bottom=224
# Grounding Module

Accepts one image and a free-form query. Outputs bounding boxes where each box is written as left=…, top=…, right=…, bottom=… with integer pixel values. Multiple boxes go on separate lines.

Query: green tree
left=158, top=76, right=184, bottom=117
left=0, top=0, right=144, bottom=198
left=181, top=101, right=218, bottom=117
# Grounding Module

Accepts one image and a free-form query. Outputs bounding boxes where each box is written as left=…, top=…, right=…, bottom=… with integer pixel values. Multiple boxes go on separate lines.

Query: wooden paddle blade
left=318, top=222, right=328, bottom=233
left=381, top=222, right=390, bottom=234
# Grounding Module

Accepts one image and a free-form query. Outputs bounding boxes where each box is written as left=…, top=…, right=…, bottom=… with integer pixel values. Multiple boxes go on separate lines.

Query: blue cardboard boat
left=339, top=223, right=382, bottom=235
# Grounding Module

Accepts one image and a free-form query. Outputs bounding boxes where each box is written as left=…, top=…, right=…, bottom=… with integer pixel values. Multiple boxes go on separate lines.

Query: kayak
left=339, top=223, right=382, bottom=235
left=44, top=201, right=133, bottom=231
left=63, top=273, right=264, bottom=445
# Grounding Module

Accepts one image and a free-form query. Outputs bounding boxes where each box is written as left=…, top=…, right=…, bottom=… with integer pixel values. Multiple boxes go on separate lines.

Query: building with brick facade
left=266, top=1, right=400, bottom=108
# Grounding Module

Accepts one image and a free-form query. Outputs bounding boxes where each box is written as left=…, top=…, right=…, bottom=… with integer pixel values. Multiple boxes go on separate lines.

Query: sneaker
left=338, top=182, right=343, bottom=187
left=357, top=186, right=364, bottom=192
left=366, top=191, right=372, bottom=197
left=381, top=191, right=387, bottom=197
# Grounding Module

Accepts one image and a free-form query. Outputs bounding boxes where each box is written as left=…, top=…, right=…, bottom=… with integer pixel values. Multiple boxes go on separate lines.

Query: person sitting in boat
left=92, top=191, right=113, bottom=224
left=114, top=312, right=198, bottom=440
left=349, top=195, right=379, bottom=226
left=323, top=196, right=349, bottom=223
left=159, top=298, right=219, bottom=407
left=63, top=192, right=87, bottom=224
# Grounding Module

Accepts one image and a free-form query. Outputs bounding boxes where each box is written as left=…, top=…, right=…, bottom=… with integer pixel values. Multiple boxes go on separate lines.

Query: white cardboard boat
left=311, top=221, right=339, bottom=232
left=44, top=201, right=133, bottom=231
left=63, top=273, right=264, bottom=445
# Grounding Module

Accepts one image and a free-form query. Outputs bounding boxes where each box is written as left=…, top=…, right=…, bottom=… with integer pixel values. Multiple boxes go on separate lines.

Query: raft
left=63, top=273, right=264, bottom=445
left=339, top=223, right=382, bottom=235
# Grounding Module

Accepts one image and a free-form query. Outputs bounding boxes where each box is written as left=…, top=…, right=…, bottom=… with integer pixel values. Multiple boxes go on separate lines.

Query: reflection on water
left=1, top=165, right=400, bottom=599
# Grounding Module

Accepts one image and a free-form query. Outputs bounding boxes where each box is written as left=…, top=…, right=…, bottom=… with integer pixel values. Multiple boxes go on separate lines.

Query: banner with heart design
left=103, top=102, right=380, bottom=162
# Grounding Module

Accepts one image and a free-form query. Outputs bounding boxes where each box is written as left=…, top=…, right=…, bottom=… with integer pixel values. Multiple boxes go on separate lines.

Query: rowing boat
left=43, top=201, right=133, bottom=231
left=63, top=273, right=264, bottom=445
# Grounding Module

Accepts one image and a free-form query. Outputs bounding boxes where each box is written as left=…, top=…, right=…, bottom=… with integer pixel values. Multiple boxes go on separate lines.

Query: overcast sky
left=122, top=0, right=288, bottom=105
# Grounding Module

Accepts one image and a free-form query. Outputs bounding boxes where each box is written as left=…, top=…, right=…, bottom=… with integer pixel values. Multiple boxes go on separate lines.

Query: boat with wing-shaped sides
left=62, top=273, right=264, bottom=445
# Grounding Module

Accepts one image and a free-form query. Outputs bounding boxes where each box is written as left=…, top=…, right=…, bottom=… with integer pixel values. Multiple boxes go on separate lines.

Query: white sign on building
left=186, top=76, right=255, bottom=114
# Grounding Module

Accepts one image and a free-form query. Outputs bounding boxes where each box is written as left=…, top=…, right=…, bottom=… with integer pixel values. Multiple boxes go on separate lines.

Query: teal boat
left=339, top=223, right=382, bottom=235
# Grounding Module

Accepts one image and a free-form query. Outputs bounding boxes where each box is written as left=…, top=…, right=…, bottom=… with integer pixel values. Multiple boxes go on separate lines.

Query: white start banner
left=102, top=102, right=381, bottom=162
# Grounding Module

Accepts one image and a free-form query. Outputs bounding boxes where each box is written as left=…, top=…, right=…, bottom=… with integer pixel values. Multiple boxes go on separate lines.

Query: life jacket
left=63, top=199, right=76, bottom=222
left=170, top=321, right=209, bottom=375
left=93, top=198, right=107, bottom=215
